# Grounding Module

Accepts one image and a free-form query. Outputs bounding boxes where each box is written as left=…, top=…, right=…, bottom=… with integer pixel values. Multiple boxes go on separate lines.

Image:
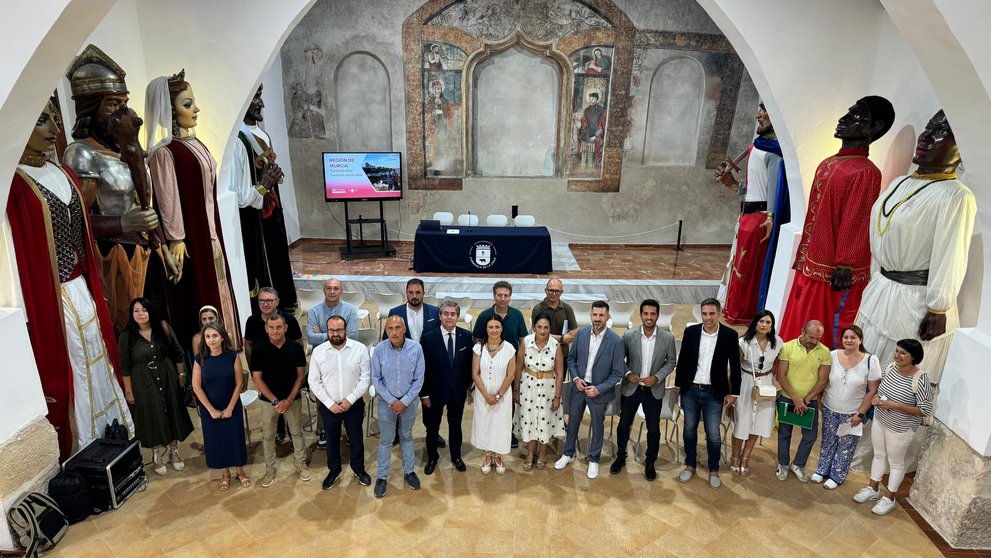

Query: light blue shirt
left=306, top=300, right=359, bottom=346
left=372, top=338, right=425, bottom=407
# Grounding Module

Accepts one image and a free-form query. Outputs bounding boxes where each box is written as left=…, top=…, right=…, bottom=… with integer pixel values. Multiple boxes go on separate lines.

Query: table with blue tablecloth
left=414, top=225, right=553, bottom=274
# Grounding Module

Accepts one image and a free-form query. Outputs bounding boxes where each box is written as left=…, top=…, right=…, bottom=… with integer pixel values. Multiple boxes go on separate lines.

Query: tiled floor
left=47, top=389, right=949, bottom=558
left=290, top=239, right=729, bottom=280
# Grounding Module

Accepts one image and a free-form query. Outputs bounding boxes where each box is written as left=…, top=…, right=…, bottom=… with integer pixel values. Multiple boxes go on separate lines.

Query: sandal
left=741, top=457, right=751, bottom=477
left=152, top=448, right=168, bottom=476
left=730, top=456, right=742, bottom=477
left=523, top=450, right=534, bottom=471
left=236, top=472, right=252, bottom=488
left=219, top=472, right=231, bottom=491
left=168, top=446, right=185, bottom=471
left=536, top=448, right=547, bottom=470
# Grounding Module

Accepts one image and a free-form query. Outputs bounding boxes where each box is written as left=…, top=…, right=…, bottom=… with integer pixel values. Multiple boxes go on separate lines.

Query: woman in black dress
left=119, top=298, right=194, bottom=475
left=192, top=322, right=249, bottom=490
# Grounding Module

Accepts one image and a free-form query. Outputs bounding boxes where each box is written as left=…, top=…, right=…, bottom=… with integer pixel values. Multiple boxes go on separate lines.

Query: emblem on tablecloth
left=469, top=241, right=496, bottom=269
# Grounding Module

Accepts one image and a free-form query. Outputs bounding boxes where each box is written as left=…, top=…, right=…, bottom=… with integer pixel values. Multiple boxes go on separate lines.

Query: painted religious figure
left=569, top=45, right=613, bottom=178
left=422, top=42, right=466, bottom=177
left=289, top=44, right=326, bottom=139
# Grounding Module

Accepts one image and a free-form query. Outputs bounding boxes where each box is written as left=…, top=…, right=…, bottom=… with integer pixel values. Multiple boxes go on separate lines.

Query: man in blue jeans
left=775, top=320, right=831, bottom=482
left=371, top=316, right=425, bottom=498
left=673, top=298, right=741, bottom=489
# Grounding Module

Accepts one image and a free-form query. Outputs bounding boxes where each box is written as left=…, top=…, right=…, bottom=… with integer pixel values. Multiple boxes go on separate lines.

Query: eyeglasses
left=327, top=328, right=345, bottom=334
left=440, top=311, right=459, bottom=317
left=758, top=355, right=765, bottom=370
left=258, top=299, right=278, bottom=304
left=546, top=289, right=563, bottom=294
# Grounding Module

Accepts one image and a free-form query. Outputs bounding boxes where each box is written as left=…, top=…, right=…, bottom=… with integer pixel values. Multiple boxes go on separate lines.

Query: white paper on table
left=446, top=229, right=460, bottom=235
left=837, top=421, right=864, bottom=437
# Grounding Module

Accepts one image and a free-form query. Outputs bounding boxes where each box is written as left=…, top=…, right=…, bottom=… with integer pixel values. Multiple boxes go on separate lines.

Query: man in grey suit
left=555, top=301, right=625, bottom=479
left=610, top=299, right=677, bottom=481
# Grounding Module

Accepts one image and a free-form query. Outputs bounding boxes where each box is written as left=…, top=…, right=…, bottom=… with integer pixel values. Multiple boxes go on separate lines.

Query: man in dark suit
left=555, top=301, right=625, bottom=479
left=384, top=278, right=440, bottom=342
left=611, top=299, right=677, bottom=481
left=419, top=301, right=473, bottom=474
left=384, top=278, right=444, bottom=448
left=674, top=297, right=741, bottom=489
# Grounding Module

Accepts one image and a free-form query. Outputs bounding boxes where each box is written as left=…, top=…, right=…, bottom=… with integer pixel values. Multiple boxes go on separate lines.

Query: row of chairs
left=432, top=212, right=537, bottom=227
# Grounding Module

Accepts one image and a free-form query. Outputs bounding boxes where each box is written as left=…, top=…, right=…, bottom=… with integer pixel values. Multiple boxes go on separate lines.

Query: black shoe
left=645, top=462, right=657, bottom=482
left=374, top=479, right=387, bottom=498
left=437, top=435, right=446, bottom=448
left=404, top=472, right=421, bottom=490
left=353, top=470, right=372, bottom=486
left=317, top=431, right=327, bottom=450
left=452, top=458, right=467, bottom=472
left=610, top=456, right=626, bottom=475
left=322, top=470, right=340, bottom=490
left=511, top=435, right=518, bottom=449
left=424, top=459, right=438, bottom=475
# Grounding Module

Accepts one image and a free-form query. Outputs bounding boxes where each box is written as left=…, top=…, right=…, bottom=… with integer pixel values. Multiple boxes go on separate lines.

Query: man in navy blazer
left=418, top=301, right=473, bottom=474
left=673, top=298, right=741, bottom=489
left=384, top=278, right=440, bottom=342
left=555, top=301, right=625, bottom=479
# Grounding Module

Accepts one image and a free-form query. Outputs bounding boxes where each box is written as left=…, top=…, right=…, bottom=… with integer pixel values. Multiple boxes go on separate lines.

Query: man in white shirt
left=673, top=298, right=741, bottom=489
left=555, top=301, right=625, bottom=479
left=611, top=299, right=677, bottom=481
left=309, top=315, right=372, bottom=490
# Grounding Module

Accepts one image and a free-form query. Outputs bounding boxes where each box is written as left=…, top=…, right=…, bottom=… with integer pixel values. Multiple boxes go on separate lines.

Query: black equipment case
left=63, top=438, right=146, bottom=511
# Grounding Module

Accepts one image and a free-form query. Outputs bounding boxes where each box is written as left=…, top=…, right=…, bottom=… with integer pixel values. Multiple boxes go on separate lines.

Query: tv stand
left=339, top=200, right=396, bottom=260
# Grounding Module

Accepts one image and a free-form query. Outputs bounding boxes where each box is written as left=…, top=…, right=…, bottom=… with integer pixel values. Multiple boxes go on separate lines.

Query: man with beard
left=63, top=44, right=176, bottom=329
left=308, top=316, right=372, bottom=490
left=716, top=102, right=791, bottom=325
left=778, top=96, right=895, bottom=349
left=229, top=84, right=296, bottom=313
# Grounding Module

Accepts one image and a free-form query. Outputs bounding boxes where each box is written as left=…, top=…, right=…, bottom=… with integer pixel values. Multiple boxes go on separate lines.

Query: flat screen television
left=322, top=152, right=403, bottom=202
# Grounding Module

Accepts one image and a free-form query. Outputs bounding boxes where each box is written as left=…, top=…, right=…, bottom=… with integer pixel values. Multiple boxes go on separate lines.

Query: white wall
left=261, top=55, right=301, bottom=242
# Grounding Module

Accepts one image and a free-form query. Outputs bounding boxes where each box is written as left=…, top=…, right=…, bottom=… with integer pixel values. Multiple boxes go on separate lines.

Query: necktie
left=447, top=332, right=455, bottom=364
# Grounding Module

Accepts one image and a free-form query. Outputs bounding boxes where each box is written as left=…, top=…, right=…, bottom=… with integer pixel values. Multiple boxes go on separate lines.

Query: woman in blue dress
left=192, top=322, right=249, bottom=490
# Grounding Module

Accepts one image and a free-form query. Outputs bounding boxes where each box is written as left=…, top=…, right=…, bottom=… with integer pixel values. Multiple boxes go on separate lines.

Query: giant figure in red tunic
left=779, top=96, right=895, bottom=349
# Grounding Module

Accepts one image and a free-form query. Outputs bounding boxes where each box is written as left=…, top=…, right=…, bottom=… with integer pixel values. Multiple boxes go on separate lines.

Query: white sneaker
left=824, top=479, right=839, bottom=490
left=872, top=497, right=897, bottom=515
left=775, top=465, right=788, bottom=481
left=853, top=486, right=881, bottom=503
left=587, top=463, right=599, bottom=479
left=554, top=455, right=575, bottom=470
left=810, top=473, right=824, bottom=484
left=678, top=469, right=694, bottom=483
left=789, top=464, right=810, bottom=483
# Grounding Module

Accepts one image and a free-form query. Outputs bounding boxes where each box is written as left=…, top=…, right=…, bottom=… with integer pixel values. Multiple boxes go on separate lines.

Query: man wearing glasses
left=532, top=278, right=578, bottom=353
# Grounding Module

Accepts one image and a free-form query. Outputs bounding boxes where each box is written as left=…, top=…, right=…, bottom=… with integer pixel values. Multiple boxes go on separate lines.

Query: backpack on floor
left=47, top=470, right=94, bottom=524
left=6, top=492, right=68, bottom=558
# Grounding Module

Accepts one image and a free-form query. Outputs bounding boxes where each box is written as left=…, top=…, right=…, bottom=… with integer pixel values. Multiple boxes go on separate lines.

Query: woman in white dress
left=731, top=310, right=783, bottom=477
left=813, top=325, right=880, bottom=489
left=471, top=314, right=516, bottom=475
left=514, top=313, right=565, bottom=471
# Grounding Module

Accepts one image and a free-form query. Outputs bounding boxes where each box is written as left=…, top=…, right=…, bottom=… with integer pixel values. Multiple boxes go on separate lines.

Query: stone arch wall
left=334, top=51, right=393, bottom=151
left=642, top=55, right=705, bottom=166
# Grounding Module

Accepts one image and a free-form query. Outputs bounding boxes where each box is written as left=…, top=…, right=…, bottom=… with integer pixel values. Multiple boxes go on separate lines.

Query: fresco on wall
left=427, top=0, right=611, bottom=42
left=423, top=42, right=467, bottom=177
left=289, top=44, right=327, bottom=138
left=569, top=46, right=613, bottom=178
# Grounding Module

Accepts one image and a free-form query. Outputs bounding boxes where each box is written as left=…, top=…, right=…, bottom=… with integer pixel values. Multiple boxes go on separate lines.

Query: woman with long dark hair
left=470, top=314, right=516, bottom=475
left=119, top=298, right=194, bottom=475
left=192, top=322, right=249, bottom=490
left=731, top=310, right=782, bottom=477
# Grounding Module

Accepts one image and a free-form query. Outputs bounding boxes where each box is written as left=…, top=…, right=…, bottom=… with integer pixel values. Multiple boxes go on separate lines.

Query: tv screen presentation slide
left=323, top=152, right=402, bottom=201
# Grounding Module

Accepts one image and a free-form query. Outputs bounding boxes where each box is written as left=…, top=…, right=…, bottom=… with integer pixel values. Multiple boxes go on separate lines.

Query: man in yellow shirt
left=775, top=320, right=831, bottom=482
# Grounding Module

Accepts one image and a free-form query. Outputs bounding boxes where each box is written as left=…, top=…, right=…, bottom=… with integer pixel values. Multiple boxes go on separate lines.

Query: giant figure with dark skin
left=856, top=110, right=975, bottom=384
left=778, top=96, right=894, bottom=349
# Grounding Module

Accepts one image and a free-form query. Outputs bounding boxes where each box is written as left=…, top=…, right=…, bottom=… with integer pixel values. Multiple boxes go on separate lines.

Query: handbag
left=103, top=418, right=129, bottom=441
left=748, top=343, right=777, bottom=400
left=6, top=492, right=69, bottom=558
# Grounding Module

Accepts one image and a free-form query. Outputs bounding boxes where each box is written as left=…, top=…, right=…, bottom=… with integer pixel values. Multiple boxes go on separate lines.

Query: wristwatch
left=857, top=412, right=866, bottom=420
left=495, top=394, right=502, bottom=401
left=272, top=399, right=281, bottom=407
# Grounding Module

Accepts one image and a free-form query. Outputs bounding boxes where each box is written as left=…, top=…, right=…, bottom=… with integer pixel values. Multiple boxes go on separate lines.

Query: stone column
left=910, top=420, right=991, bottom=549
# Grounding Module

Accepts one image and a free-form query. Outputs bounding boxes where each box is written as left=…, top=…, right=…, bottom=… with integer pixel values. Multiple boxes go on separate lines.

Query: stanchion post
left=674, top=219, right=684, bottom=252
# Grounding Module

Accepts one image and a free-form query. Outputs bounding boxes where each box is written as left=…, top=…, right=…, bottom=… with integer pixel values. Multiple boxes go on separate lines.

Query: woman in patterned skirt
left=514, top=313, right=565, bottom=471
